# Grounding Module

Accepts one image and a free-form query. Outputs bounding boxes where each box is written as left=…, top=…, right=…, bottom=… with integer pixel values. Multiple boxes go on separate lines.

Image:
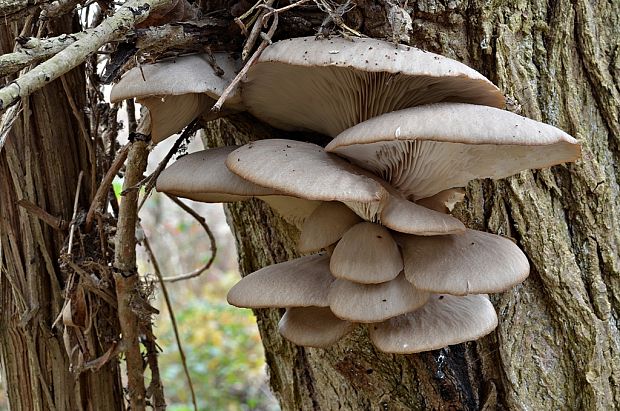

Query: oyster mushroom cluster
left=114, top=36, right=581, bottom=353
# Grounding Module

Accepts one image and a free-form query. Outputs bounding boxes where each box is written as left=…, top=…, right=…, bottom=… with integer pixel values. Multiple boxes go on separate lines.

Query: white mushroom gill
left=242, top=36, right=505, bottom=137
left=326, top=102, right=581, bottom=200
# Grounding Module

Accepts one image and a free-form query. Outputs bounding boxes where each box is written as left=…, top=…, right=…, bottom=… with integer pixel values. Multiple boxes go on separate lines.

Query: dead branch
left=212, top=11, right=278, bottom=111
left=113, top=138, right=150, bottom=411
left=17, top=199, right=69, bottom=230
left=67, top=171, right=83, bottom=255
left=0, top=0, right=172, bottom=111
left=161, top=194, right=216, bottom=283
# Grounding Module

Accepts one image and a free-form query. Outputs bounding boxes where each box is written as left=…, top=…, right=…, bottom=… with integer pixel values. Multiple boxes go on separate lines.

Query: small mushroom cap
left=329, top=222, right=403, bottom=284
left=156, top=146, right=278, bottom=202
left=138, top=94, right=214, bottom=143
left=369, top=294, right=498, bottom=354
left=326, top=103, right=581, bottom=200
left=278, top=307, right=355, bottom=348
left=399, top=229, right=530, bottom=295
left=227, top=254, right=334, bottom=308
left=380, top=194, right=466, bottom=235
left=226, top=140, right=387, bottom=204
left=242, top=36, right=504, bottom=137
left=111, top=53, right=243, bottom=143
left=110, top=53, right=241, bottom=105
left=298, top=202, right=362, bottom=253
left=415, top=188, right=466, bottom=213
left=260, top=195, right=321, bottom=229
left=328, top=273, right=430, bottom=323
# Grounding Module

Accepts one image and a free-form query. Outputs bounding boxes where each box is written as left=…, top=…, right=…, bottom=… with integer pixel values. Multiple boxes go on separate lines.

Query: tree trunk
left=205, top=1, right=620, bottom=410
left=0, top=15, right=124, bottom=411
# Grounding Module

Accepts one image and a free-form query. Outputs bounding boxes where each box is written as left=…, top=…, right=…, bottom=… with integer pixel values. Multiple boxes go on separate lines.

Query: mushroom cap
left=138, top=94, right=215, bottom=143
left=369, top=294, right=498, bottom=354
left=260, top=195, right=321, bottom=229
left=298, top=202, right=362, bottom=253
left=328, top=273, right=430, bottom=323
left=110, top=53, right=241, bottom=105
left=242, top=36, right=504, bottom=137
left=326, top=103, right=581, bottom=200
left=380, top=193, right=465, bottom=235
left=156, top=146, right=278, bottom=202
left=415, top=188, right=466, bottom=213
left=226, top=139, right=387, bottom=205
left=329, top=222, right=403, bottom=284
left=399, top=229, right=530, bottom=295
left=278, top=306, right=355, bottom=348
left=227, top=254, right=334, bottom=308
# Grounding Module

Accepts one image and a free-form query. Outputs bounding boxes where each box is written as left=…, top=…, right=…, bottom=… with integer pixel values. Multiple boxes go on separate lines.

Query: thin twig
left=61, top=75, right=96, bottom=202
left=212, top=12, right=278, bottom=111
left=17, top=199, right=68, bottom=230
left=84, top=143, right=130, bottom=232
left=143, top=236, right=198, bottom=411
left=67, top=171, right=83, bottom=255
left=241, top=0, right=275, bottom=61
left=263, top=0, right=310, bottom=19
left=135, top=120, right=199, bottom=211
left=161, top=195, right=216, bottom=283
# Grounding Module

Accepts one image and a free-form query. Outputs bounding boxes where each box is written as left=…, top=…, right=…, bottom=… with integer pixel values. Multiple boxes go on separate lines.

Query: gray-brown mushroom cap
left=226, top=140, right=388, bottom=215
left=369, top=294, right=498, bottom=354
left=278, top=307, right=355, bottom=348
left=298, top=202, right=362, bottom=253
left=328, top=273, right=430, bottom=323
left=226, top=139, right=465, bottom=235
left=399, top=229, right=530, bottom=295
left=156, top=146, right=278, bottom=202
left=156, top=147, right=320, bottom=227
left=110, top=53, right=241, bottom=104
left=242, top=36, right=504, bottom=137
left=329, top=222, right=403, bottom=284
left=110, top=53, right=243, bottom=143
left=227, top=254, right=334, bottom=308
left=326, top=102, right=581, bottom=200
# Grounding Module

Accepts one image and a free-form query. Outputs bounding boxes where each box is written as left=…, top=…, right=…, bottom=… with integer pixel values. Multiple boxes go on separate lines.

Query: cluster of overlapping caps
left=112, top=36, right=581, bottom=353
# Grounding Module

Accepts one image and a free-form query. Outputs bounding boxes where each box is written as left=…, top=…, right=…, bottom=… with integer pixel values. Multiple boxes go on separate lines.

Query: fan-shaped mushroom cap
left=328, top=273, right=430, bottom=323
left=327, top=103, right=581, bottom=200
left=298, top=202, right=362, bottom=253
left=157, top=146, right=278, bottom=202
left=227, top=254, right=334, bottom=308
left=278, top=307, right=355, bottom=348
left=399, top=229, right=530, bottom=295
left=369, top=294, right=498, bottom=353
left=380, top=194, right=465, bottom=235
left=242, top=36, right=504, bottom=137
left=329, top=222, right=402, bottom=284
left=226, top=139, right=465, bottom=235
left=156, top=147, right=319, bottom=227
left=226, top=139, right=388, bottom=217
left=110, top=53, right=242, bottom=143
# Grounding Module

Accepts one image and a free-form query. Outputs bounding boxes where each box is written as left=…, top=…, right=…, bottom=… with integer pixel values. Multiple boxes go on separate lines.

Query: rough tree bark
left=0, top=15, right=124, bottom=411
left=204, top=1, right=620, bottom=410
